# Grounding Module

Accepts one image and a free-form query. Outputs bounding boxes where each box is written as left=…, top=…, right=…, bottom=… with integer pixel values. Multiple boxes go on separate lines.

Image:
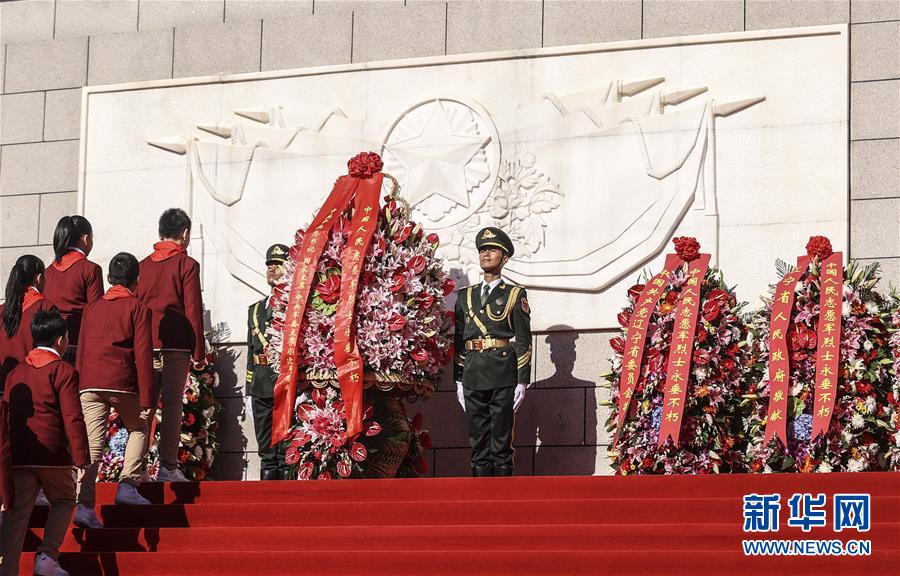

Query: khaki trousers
left=154, top=351, right=191, bottom=470
left=0, top=468, right=76, bottom=575
left=77, top=391, right=148, bottom=507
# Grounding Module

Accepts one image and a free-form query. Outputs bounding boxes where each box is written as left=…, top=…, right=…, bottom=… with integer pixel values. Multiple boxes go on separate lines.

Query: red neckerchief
left=22, top=286, right=44, bottom=312
left=25, top=349, right=61, bottom=368
left=149, top=241, right=186, bottom=262
left=51, top=250, right=86, bottom=272
left=103, top=285, right=135, bottom=301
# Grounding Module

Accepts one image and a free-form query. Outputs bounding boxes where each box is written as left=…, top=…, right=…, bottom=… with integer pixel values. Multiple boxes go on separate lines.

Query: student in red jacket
left=74, top=253, right=154, bottom=529
left=43, top=216, right=104, bottom=363
left=0, top=310, right=90, bottom=576
left=137, top=209, right=205, bottom=482
left=0, top=255, right=56, bottom=396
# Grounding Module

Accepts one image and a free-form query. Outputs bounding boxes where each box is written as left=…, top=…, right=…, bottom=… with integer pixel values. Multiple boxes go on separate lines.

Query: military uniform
left=454, top=228, right=532, bottom=477
left=246, top=244, right=290, bottom=480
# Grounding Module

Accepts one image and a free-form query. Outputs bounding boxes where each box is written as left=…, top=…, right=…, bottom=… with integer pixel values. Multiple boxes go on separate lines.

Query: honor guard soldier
left=454, top=227, right=532, bottom=477
left=247, top=244, right=290, bottom=480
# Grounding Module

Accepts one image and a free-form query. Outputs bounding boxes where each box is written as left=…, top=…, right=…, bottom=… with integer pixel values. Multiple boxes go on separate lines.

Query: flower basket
left=740, top=238, right=896, bottom=473
left=604, top=238, right=750, bottom=474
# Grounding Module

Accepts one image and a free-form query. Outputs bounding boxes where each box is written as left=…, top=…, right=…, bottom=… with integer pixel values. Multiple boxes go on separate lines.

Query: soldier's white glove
left=456, top=382, right=465, bottom=412
left=513, top=384, right=526, bottom=412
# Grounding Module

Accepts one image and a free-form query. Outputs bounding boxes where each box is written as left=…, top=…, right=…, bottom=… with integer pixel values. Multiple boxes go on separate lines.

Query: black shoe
left=280, top=469, right=295, bottom=480
left=472, top=465, right=494, bottom=477
left=494, top=465, right=513, bottom=476
left=260, top=469, right=280, bottom=481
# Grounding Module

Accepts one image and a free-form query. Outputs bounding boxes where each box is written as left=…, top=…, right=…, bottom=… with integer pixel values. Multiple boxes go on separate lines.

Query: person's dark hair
left=108, top=252, right=139, bottom=287
left=158, top=208, right=191, bottom=239
left=3, top=255, right=45, bottom=338
left=31, top=310, right=67, bottom=348
left=52, top=215, right=93, bottom=263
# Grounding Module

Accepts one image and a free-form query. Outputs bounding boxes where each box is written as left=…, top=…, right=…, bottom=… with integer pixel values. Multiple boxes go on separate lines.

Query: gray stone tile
left=542, top=0, right=643, bottom=46
left=88, top=28, right=174, bottom=86
left=851, top=80, right=900, bottom=140
left=851, top=21, right=900, bottom=82
left=416, top=390, right=469, bottom=449
left=216, top=396, right=253, bottom=453
left=173, top=20, right=262, bottom=78
left=533, top=330, right=614, bottom=388
left=745, top=0, right=849, bottom=30
left=515, top=387, right=587, bottom=446
left=432, top=446, right=534, bottom=477
left=209, top=451, right=248, bottom=480
left=643, top=0, right=744, bottom=39
left=445, top=0, right=541, bottom=55
left=139, top=0, right=225, bottom=31
left=851, top=0, right=900, bottom=23
left=851, top=139, right=900, bottom=200
left=0, top=0, right=54, bottom=46
left=0, top=245, right=55, bottom=285
left=211, top=344, right=248, bottom=398
left=37, top=191, right=77, bottom=245
left=352, top=3, right=445, bottom=62
left=856, top=257, right=900, bottom=292
left=4, top=37, right=88, bottom=93
left=260, top=13, right=352, bottom=70
left=43, top=89, right=82, bottom=141
left=55, top=0, right=139, bottom=39
left=0, top=92, right=45, bottom=145
left=586, top=386, right=613, bottom=445
left=0, top=141, right=79, bottom=196
left=0, top=194, right=40, bottom=247
left=850, top=198, right=900, bottom=258
left=225, top=0, right=313, bottom=22
left=314, top=0, right=404, bottom=18
left=533, top=445, right=612, bottom=475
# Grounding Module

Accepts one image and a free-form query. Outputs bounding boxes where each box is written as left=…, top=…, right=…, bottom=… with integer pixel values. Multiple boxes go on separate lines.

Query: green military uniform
left=454, top=227, right=532, bottom=477
left=246, top=244, right=290, bottom=480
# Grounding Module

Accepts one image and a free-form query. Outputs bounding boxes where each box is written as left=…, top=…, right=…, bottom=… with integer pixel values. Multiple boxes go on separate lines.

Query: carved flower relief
left=440, top=154, right=562, bottom=275
left=487, top=154, right=562, bottom=254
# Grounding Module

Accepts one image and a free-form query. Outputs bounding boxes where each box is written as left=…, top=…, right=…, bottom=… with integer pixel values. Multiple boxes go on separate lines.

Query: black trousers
left=250, top=396, right=287, bottom=474
left=463, top=386, right=515, bottom=468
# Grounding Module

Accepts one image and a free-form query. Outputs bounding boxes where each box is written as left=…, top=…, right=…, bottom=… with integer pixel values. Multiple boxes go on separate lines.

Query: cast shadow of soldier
left=514, top=325, right=600, bottom=475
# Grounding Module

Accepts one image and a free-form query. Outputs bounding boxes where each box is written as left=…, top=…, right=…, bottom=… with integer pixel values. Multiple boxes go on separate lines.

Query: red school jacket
left=3, top=350, right=90, bottom=468
left=137, top=243, right=205, bottom=362
left=43, top=252, right=104, bottom=346
left=0, top=294, right=57, bottom=394
left=76, top=287, right=156, bottom=408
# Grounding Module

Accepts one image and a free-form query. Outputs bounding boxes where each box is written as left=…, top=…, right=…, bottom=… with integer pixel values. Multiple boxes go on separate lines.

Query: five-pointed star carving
left=385, top=102, right=489, bottom=208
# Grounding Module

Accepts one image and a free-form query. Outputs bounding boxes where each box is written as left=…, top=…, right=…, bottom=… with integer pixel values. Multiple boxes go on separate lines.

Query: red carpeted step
left=27, top=523, right=900, bottom=553
left=90, top=472, right=900, bottom=505
left=16, top=549, right=900, bottom=576
left=27, top=496, right=897, bottom=529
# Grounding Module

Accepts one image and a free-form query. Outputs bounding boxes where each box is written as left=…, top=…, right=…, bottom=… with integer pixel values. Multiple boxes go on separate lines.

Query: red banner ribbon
left=613, top=254, right=681, bottom=447
left=272, top=177, right=360, bottom=444
left=333, top=174, right=383, bottom=440
left=657, top=253, right=711, bottom=447
left=811, top=252, right=843, bottom=439
left=763, top=256, right=809, bottom=445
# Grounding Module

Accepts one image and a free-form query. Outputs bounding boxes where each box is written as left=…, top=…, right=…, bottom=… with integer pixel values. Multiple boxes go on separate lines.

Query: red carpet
left=20, top=473, right=899, bottom=575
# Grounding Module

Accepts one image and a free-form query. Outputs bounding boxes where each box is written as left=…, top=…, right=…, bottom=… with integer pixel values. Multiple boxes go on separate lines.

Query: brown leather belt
left=465, top=338, right=510, bottom=351
left=253, top=354, right=270, bottom=366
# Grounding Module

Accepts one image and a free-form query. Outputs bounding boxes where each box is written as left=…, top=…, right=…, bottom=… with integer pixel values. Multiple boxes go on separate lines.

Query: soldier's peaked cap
left=476, top=227, right=514, bottom=258
left=265, top=244, right=290, bottom=265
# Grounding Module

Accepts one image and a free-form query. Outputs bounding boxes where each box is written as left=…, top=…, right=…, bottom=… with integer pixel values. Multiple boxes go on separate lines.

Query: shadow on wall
left=518, top=325, right=599, bottom=475
left=208, top=346, right=248, bottom=480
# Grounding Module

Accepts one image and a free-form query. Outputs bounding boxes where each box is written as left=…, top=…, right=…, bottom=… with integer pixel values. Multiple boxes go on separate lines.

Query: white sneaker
left=33, top=552, right=69, bottom=576
left=72, top=504, right=103, bottom=529
left=114, top=483, right=151, bottom=505
left=156, top=466, right=189, bottom=482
